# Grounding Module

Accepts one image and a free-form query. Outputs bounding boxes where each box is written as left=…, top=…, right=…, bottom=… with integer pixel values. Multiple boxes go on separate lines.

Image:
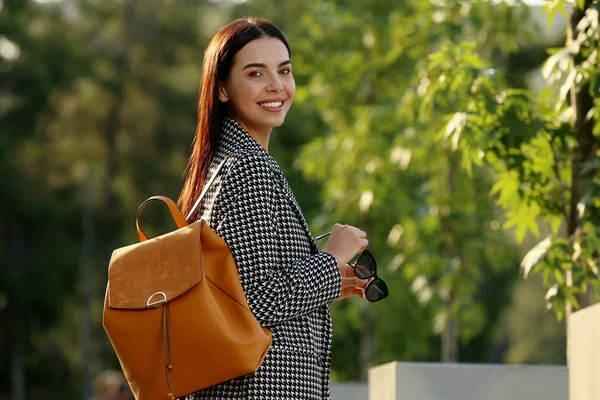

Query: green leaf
left=532, top=262, right=546, bottom=275
left=428, top=51, right=447, bottom=69
left=561, top=262, right=573, bottom=270
left=461, top=150, right=474, bottom=177
left=490, top=170, right=520, bottom=207
left=565, top=290, right=580, bottom=309
left=544, top=0, right=569, bottom=27
left=554, top=301, right=565, bottom=321
left=504, top=202, right=541, bottom=243
left=548, top=215, right=563, bottom=234
left=554, top=269, right=565, bottom=284
left=543, top=267, right=553, bottom=285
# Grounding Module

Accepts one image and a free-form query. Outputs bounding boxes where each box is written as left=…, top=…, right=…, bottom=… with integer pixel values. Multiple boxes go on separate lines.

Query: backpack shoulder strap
left=186, top=153, right=233, bottom=222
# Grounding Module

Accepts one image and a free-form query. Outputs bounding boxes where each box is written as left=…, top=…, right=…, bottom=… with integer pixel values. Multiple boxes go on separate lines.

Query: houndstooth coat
left=185, top=118, right=342, bottom=400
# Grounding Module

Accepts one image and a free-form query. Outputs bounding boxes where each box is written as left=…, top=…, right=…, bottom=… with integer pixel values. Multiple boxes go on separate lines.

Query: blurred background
left=2, top=0, right=600, bottom=398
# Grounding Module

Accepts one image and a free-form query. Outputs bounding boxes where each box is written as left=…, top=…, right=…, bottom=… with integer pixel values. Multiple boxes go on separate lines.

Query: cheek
left=285, top=78, right=296, bottom=100
left=228, top=79, right=261, bottom=107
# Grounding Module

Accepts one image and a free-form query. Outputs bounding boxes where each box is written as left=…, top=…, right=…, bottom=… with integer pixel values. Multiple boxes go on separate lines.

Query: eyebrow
left=242, top=60, right=291, bottom=70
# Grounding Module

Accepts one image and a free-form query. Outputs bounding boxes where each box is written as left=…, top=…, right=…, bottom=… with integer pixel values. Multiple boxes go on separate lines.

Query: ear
left=218, top=82, right=229, bottom=103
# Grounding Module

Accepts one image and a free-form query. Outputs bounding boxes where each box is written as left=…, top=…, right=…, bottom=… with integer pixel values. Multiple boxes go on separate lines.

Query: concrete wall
left=569, top=302, right=600, bottom=400
left=330, top=382, right=368, bottom=400
left=368, top=362, right=568, bottom=400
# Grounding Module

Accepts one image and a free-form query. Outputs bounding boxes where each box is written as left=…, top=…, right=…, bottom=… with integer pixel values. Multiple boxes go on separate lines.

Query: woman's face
left=219, top=37, right=295, bottom=134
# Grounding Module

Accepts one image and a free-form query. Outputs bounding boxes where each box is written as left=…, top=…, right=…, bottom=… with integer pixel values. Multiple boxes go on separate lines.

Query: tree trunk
left=100, top=0, right=135, bottom=369
left=565, top=0, right=598, bottom=365
left=10, top=221, right=26, bottom=400
left=359, top=306, right=375, bottom=381
left=441, top=299, right=459, bottom=362
left=441, top=151, right=459, bottom=363
left=81, top=171, right=96, bottom=400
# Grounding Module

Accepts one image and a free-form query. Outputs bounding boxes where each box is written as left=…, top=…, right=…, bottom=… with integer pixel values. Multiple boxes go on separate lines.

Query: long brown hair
left=178, top=18, right=291, bottom=221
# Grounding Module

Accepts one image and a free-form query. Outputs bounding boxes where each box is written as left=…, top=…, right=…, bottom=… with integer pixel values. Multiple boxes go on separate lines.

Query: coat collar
left=217, top=117, right=319, bottom=253
left=218, top=117, right=269, bottom=157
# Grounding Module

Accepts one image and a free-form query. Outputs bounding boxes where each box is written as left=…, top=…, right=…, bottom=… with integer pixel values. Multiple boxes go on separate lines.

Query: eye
left=248, top=71, right=263, bottom=77
left=279, top=68, right=292, bottom=75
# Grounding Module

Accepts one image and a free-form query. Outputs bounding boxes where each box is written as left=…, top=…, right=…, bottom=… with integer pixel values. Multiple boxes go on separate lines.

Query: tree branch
left=551, top=145, right=570, bottom=222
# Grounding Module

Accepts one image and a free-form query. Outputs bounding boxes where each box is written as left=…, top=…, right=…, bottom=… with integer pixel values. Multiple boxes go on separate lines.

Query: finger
left=338, top=264, right=349, bottom=278
left=347, top=225, right=367, bottom=238
left=353, top=287, right=365, bottom=299
left=340, top=264, right=357, bottom=278
left=338, top=287, right=355, bottom=301
left=353, top=229, right=367, bottom=239
left=342, top=276, right=370, bottom=288
left=359, top=238, right=369, bottom=252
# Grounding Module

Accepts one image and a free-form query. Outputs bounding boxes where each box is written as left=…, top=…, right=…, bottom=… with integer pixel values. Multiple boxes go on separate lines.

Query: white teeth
left=260, top=101, right=282, bottom=108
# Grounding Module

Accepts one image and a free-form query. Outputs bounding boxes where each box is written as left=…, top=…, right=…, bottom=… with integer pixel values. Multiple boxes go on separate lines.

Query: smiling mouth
left=258, top=100, right=285, bottom=109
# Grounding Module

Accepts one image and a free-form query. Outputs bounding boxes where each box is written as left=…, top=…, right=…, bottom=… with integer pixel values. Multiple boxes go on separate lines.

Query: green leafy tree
left=421, top=0, right=600, bottom=362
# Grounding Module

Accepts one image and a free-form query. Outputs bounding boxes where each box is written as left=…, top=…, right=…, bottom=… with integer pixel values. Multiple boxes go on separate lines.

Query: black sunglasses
left=315, top=232, right=389, bottom=302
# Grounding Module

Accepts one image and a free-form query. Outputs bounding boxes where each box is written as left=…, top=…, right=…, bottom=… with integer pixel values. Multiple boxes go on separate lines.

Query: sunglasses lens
left=355, top=264, right=372, bottom=279
left=354, top=251, right=376, bottom=279
left=366, top=279, right=389, bottom=302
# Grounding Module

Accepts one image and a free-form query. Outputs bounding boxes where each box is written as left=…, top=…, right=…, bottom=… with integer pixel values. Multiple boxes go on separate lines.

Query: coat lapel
left=273, top=168, right=319, bottom=254
left=219, top=118, right=319, bottom=254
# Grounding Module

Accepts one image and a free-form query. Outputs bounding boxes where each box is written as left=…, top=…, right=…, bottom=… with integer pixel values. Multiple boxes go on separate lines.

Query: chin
left=270, top=117, right=285, bottom=127
left=257, top=114, right=287, bottom=128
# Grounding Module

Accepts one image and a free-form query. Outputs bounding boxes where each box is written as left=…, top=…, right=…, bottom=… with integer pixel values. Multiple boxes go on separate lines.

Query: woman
left=178, top=17, right=370, bottom=400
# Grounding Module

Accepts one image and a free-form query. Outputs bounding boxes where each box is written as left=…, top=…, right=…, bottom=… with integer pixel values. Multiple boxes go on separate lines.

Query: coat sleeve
left=215, top=151, right=342, bottom=327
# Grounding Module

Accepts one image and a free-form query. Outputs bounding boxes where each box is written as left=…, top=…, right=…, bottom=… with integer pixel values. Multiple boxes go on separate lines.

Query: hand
left=322, top=224, right=368, bottom=268
left=336, top=264, right=370, bottom=301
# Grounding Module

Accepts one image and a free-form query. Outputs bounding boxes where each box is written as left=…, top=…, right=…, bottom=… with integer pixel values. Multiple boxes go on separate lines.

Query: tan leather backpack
left=103, top=157, right=271, bottom=400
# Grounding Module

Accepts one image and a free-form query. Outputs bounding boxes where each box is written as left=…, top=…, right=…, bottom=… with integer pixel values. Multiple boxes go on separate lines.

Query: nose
left=266, top=73, right=283, bottom=92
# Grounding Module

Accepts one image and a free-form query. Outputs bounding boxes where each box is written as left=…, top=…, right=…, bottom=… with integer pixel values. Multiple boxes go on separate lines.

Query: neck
left=230, top=116, right=272, bottom=151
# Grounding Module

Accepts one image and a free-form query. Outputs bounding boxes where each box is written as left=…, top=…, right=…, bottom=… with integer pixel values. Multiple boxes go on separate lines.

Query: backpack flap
left=107, top=220, right=204, bottom=309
